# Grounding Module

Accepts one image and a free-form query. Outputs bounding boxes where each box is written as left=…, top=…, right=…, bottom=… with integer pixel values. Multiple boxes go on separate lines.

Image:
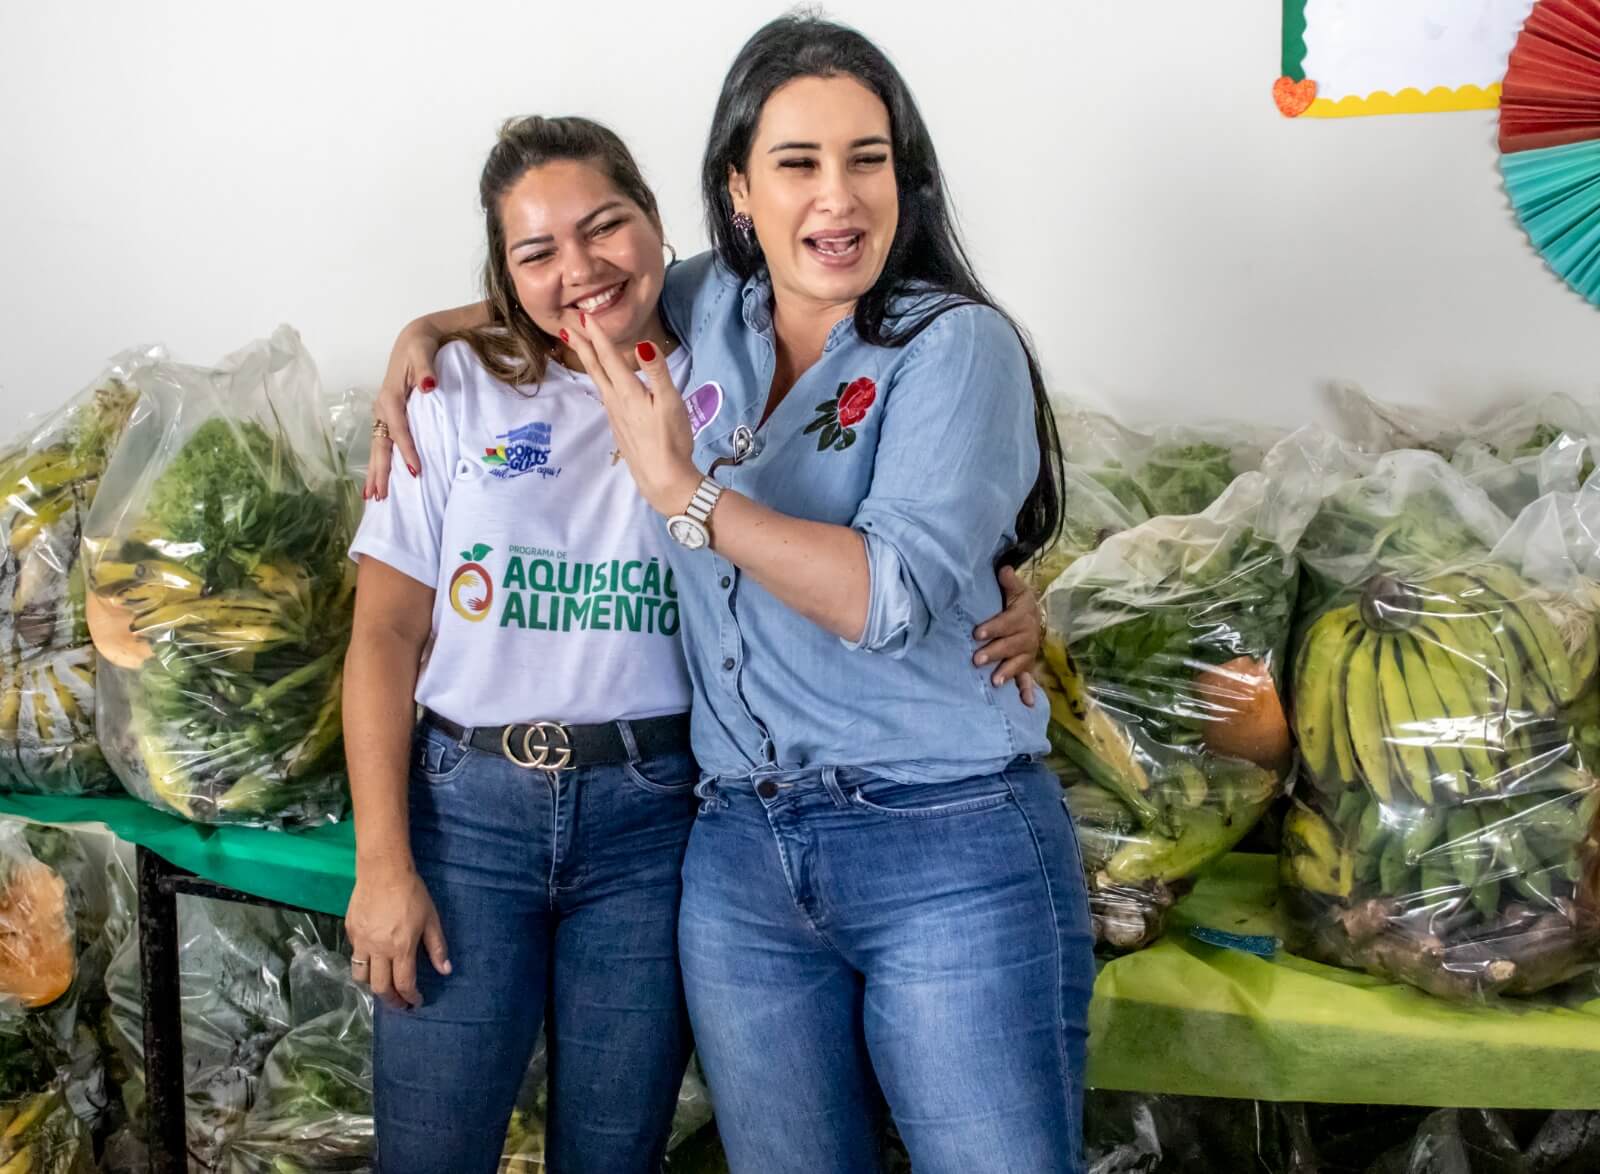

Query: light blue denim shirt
left=661, top=251, right=1049, bottom=783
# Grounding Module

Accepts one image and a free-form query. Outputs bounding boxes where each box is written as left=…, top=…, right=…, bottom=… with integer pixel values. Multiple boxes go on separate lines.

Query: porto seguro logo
left=449, top=544, right=494, bottom=622
left=482, top=422, right=561, bottom=480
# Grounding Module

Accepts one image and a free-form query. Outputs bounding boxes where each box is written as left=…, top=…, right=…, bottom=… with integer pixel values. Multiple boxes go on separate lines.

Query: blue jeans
left=373, top=722, right=699, bottom=1174
left=678, top=757, right=1094, bottom=1174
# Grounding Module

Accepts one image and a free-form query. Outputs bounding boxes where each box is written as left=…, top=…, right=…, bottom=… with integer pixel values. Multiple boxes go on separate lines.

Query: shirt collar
left=739, top=270, right=861, bottom=352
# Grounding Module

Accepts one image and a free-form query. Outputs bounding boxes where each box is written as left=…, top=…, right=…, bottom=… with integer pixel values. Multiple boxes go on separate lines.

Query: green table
left=0, top=791, right=355, bottom=917
left=4, top=793, right=1599, bottom=1109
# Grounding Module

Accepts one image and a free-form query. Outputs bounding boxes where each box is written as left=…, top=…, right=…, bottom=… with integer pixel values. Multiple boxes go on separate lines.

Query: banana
left=0, top=1089, right=55, bottom=1142
left=1471, top=565, right=1576, bottom=708
left=1446, top=806, right=1486, bottom=888
left=1043, top=640, right=1156, bottom=823
left=5, top=486, right=77, bottom=556
left=1426, top=575, right=1525, bottom=722
left=1401, top=807, right=1447, bottom=864
left=26, top=676, right=55, bottom=745
left=1397, top=633, right=1470, bottom=798
left=42, top=666, right=84, bottom=736
left=1471, top=878, right=1502, bottom=919
left=1377, top=636, right=1435, bottom=805
left=0, top=448, right=79, bottom=509
left=129, top=595, right=288, bottom=636
left=1293, top=606, right=1362, bottom=786
left=0, top=677, right=20, bottom=741
left=1346, top=632, right=1395, bottom=805
left=1412, top=618, right=1503, bottom=790
left=1379, top=838, right=1411, bottom=894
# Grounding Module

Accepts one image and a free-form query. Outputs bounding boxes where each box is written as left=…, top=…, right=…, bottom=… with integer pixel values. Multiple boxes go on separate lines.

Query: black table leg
left=136, top=846, right=188, bottom=1174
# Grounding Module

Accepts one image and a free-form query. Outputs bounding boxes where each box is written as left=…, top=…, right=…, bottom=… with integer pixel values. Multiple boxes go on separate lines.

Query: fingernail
left=974, top=654, right=988, bottom=666
left=975, top=628, right=988, bottom=640
left=407, top=464, right=419, bottom=478
left=560, top=329, right=569, bottom=343
left=420, top=376, right=436, bottom=391
left=362, top=488, right=370, bottom=501
left=441, top=961, right=453, bottom=975
left=636, top=340, right=657, bottom=362
left=580, top=312, right=587, bottom=326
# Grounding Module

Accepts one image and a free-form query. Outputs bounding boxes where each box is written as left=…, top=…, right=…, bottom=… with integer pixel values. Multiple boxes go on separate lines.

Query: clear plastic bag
left=1284, top=450, right=1600, bottom=1000
left=1027, top=407, right=1287, bottom=592
left=222, top=947, right=372, bottom=1173
left=0, top=1082, right=94, bottom=1174
left=82, top=326, right=359, bottom=825
left=0, top=353, right=149, bottom=794
left=1332, top=385, right=1600, bottom=521
left=1085, top=1090, right=1600, bottom=1173
left=1042, top=444, right=1322, bottom=952
left=104, top=884, right=339, bottom=1170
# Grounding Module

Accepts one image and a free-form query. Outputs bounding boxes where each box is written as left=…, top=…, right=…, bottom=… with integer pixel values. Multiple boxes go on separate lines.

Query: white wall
left=1, top=0, right=1594, bottom=433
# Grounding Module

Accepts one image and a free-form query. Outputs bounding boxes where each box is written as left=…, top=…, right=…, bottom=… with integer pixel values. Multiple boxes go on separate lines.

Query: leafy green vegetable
left=1140, top=442, right=1238, bottom=517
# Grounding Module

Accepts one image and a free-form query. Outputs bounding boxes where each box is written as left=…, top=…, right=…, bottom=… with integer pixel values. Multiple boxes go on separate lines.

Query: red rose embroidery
left=803, top=376, right=878, bottom=453
left=836, top=377, right=877, bottom=427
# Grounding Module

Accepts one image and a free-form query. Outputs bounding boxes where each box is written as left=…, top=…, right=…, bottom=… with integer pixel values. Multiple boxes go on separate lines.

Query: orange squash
left=0, top=856, right=75, bottom=1008
left=1194, top=655, right=1292, bottom=771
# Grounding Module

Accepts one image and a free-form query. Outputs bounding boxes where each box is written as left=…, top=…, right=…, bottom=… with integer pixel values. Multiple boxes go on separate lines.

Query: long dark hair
left=701, top=15, right=1063, bottom=564
left=450, top=115, right=664, bottom=388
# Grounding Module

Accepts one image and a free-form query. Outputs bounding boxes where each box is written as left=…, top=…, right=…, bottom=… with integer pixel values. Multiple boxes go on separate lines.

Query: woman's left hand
left=974, top=565, right=1044, bottom=707
left=564, top=320, right=701, bottom=517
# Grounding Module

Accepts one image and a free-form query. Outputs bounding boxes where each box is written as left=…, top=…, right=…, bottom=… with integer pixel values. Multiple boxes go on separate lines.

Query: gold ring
left=371, top=419, right=391, bottom=439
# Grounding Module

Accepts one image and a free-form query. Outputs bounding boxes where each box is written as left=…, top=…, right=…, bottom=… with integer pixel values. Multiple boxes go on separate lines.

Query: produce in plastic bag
left=1042, top=450, right=1318, bottom=951
left=0, top=821, right=77, bottom=1011
left=1284, top=450, right=1600, bottom=999
left=1331, top=384, right=1599, bottom=518
left=0, top=355, right=147, bottom=794
left=104, top=882, right=338, bottom=1170
left=224, top=944, right=714, bottom=1173
left=0, top=1082, right=94, bottom=1173
left=1027, top=408, right=1287, bottom=591
left=82, top=327, right=358, bottom=825
left=222, top=947, right=372, bottom=1173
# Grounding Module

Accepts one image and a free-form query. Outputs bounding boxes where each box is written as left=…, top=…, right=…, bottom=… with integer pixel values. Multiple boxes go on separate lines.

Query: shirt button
left=756, top=780, right=780, bottom=800
left=720, top=576, right=731, bottom=589
left=722, top=657, right=736, bottom=671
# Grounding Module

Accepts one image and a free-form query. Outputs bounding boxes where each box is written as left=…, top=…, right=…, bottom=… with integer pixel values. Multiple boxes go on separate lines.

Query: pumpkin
left=1194, top=655, right=1292, bottom=771
left=0, top=855, right=75, bottom=1008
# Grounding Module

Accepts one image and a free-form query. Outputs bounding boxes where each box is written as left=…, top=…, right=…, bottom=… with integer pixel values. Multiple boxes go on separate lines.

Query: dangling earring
left=731, top=212, right=754, bottom=243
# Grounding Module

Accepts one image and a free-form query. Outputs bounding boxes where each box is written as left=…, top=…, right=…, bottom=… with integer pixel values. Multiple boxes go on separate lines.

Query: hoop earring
left=664, top=242, right=678, bottom=265
left=731, top=212, right=754, bottom=243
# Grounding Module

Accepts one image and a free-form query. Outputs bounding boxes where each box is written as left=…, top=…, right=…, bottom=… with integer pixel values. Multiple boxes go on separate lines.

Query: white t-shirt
left=349, top=340, right=693, bottom=727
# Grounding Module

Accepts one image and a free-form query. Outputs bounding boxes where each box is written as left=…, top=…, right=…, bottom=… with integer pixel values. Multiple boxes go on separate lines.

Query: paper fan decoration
left=1500, top=0, right=1600, bottom=306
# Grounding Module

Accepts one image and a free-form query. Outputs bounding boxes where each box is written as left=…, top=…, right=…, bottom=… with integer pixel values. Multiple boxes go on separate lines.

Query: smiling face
left=728, top=74, right=899, bottom=318
left=499, top=158, right=666, bottom=353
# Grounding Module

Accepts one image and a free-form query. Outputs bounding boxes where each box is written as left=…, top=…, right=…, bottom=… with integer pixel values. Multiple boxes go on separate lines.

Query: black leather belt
left=420, top=708, right=692, bottom=772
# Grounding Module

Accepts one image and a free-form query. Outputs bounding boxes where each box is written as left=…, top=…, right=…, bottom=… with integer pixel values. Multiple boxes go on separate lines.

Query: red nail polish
left=559, top=329, right=569, bottom=343
left=420, top=376, right=436, bottom=392
left=407, top=464, right=419, bottom=478
left=636, top=340, right=657, bottom=362
left=362, top=487, right=370, bottom=501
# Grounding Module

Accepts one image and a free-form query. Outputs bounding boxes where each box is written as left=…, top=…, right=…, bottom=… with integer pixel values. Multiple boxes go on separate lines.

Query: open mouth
left=571, top=281, right=627, bottom=315
left=804, top=231, right=864, bottom=264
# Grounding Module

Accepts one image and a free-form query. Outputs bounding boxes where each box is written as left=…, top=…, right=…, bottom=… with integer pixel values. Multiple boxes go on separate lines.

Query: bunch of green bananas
left=1283, top=773, right=1600, bottom=998
left=1294, top=564, right=1600, bottom=805
left=1286, top=777, right=1598, bottom=913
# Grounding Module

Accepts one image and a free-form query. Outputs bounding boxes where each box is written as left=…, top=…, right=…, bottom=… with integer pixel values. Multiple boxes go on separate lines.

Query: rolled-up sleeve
left=845, top=305, right=1039, bottom=656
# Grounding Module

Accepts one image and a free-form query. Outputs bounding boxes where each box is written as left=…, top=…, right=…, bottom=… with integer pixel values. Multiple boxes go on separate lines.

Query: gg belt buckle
left=501, top=720, right=574, bottom=771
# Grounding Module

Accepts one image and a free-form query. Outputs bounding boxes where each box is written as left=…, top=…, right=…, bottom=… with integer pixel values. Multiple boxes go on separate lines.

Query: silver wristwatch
left=667, top=476, right=723, bottom=550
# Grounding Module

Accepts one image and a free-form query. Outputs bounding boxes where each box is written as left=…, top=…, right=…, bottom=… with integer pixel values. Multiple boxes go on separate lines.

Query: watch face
left=668, top=516, right=708, bottom=550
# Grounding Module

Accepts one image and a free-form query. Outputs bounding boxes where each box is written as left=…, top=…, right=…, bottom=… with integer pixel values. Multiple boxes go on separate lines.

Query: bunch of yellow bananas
left=1293, top=564, right=1600, bottom=805
left=87, top=555, right=310, bottom=653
